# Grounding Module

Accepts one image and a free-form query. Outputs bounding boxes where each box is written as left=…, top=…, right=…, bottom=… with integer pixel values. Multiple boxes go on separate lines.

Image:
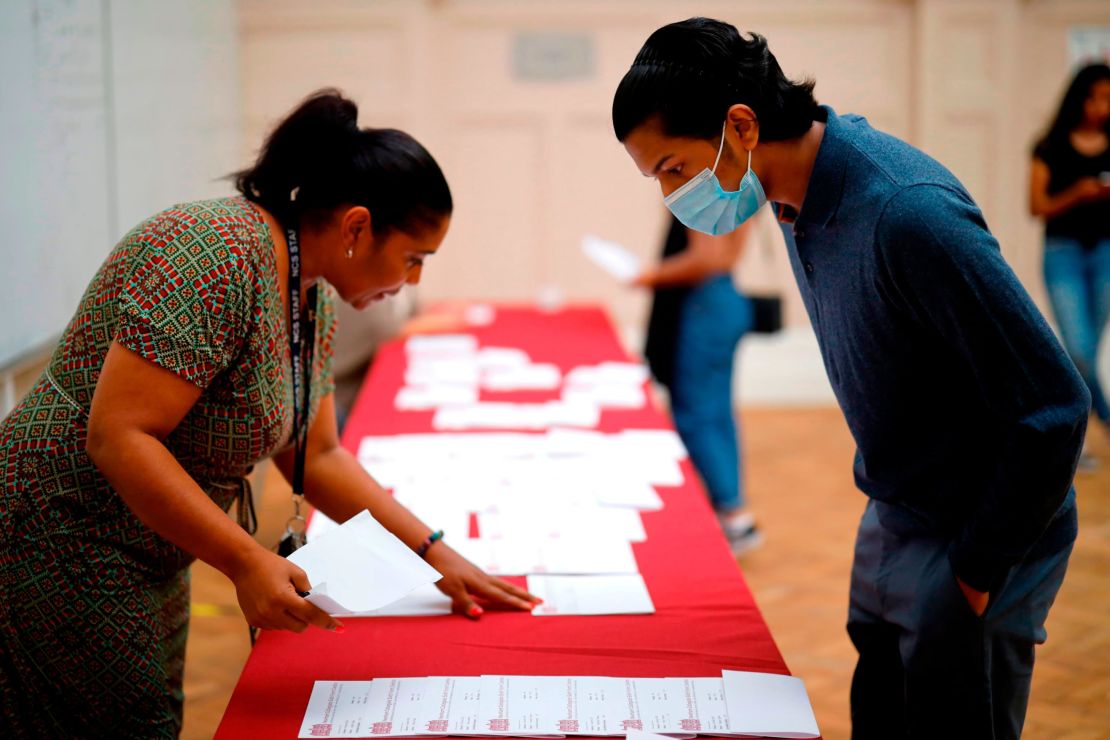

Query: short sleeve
left=1032, top=138, right=1054, bottom=166
left=115, top=234, right=254, bottom=390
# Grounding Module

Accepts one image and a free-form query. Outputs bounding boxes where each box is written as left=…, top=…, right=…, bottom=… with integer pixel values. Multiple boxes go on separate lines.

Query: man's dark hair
left=613, top=18, right=819, bottom=143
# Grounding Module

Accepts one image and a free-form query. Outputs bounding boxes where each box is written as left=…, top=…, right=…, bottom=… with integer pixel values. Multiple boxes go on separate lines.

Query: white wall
left=9, top=1, right=1105, bottom=406
left=0, top=0, right=240, bottom=370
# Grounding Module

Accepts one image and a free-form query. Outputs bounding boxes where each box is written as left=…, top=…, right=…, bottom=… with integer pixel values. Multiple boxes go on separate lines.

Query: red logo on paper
left=310, top=724, right=333, bottom=736
left=559, top=720, right=580, bottom=732
left=488, top=719, right=510, bottom=731
left=681, top=720, right=702, bottom=731
left=426, top=720, right=449, bottom=732
left=372, top=722, right=394, bottom=735
left=622, top=720, right=643, bottom=730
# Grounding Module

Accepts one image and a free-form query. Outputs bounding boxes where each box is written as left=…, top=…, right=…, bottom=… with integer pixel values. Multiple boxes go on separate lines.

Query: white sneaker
left=718, top=512, right=764, bottom=557
left=1077, top=451, right=1100, bottom=472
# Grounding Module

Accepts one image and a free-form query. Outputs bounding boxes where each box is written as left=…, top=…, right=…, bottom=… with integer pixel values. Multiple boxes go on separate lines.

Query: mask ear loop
left=711, top=122, right=753, bottom=178
left=711, top=122, right=728, bottom=173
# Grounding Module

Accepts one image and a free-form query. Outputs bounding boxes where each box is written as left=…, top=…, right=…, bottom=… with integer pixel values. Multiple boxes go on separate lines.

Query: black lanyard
left=286, top=225, right=317, bottom=497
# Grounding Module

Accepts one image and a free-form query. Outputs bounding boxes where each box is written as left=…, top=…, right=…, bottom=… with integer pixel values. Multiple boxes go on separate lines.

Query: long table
left=215, top=305, right=793, bottom=738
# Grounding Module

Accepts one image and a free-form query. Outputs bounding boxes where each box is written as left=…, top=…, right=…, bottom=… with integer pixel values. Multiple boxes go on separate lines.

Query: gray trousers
left=848, top=500, right=1073, bottom=739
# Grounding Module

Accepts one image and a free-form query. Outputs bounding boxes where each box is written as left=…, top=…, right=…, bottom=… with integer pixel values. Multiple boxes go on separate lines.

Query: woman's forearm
left=642, top=251, right=722, bottom=287
left=88, top=430, right=264, bottom=578
left=302, top=446, right=433, bottom=550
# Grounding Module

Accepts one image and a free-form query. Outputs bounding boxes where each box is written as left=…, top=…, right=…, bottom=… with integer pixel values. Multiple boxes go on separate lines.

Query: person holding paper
left=613, top=19, right=1088, bottom=738
left=636, top=215, right=761, bottom=554
left=0, top=89, right=537, bottom=738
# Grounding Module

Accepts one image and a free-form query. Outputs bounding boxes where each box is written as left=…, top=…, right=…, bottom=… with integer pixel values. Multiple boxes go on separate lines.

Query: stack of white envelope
left=298, top=670, right=819, bottom=739
left=395, top=334, right=652, bottom=421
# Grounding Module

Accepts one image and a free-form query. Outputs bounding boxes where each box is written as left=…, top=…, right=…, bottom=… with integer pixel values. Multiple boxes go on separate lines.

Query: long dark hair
left=1035, top=63, right=1110, bottom=153
left=234, top=89, right=452, bottom=235
left=613, top=18, right=819, bottom=143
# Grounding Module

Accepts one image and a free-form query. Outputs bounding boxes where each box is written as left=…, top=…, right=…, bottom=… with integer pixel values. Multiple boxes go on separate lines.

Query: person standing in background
left=635, top=215, right=760, bottom=554
left=1030, top=63, right=1110, bottom=465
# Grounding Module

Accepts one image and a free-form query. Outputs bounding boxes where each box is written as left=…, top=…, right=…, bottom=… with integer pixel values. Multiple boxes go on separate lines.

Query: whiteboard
left=0, top=0, right=240, bottom=368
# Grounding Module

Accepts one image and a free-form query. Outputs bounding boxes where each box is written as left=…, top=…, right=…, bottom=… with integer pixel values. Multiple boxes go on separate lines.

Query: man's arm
left=875, top=183, right=1090, bottom=595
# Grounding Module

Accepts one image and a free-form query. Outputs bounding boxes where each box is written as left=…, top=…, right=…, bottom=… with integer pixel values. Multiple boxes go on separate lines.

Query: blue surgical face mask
left=664, top=122, right=767, bottom=236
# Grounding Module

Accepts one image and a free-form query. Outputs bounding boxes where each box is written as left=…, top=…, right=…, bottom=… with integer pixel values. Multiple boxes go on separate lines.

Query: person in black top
left=637, top=215, right=759, bottom=554
left=1030, top=63, right=1110, bottom=456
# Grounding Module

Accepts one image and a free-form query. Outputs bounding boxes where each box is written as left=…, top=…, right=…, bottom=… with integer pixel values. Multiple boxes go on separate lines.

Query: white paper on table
left=288, top=510, right=443, bottom=615
left=360, top=583, right=452, bottom=617
left=393, top=480, right=500, bottom=516
left=433, top=401, right=600, bottom=431
left=405, top=359, right=482, bottom=387
left=721, top=670, right=820, bottom=739
left=667, top=678, right=732, bottom=736
left=299, top=679, right=434, bottom=738
left=564, top=362, right=650, bottom=388
left=593, top=480, right=664, bottom=511
left=452, top=538, right=639, bottom=576
left=550, top=676, right=627, bottom=736
left=389, top=500, right=473, bottom=543
left=477, top=347, right=531, bottom=369
left=395, top=384, right=479, bottom=410
left=479, top=505, right=646, bottom=543
left=616, top=455, right=684, bottom=488
left=418, top=677, right=484, bottom=735
left=405, top=334, right=478, bottom=359
left=483, top=363, right=562, bottom=391
left=477, top=675, right=565, bottom=737
left=618, top=678, right=696, bottom=738
left=299, top=681, right=374, bottom=738
left=464, top=304, right=497, bottom=326
left=581, top=235, right=642, bottom=284
left=528, top=574, right=655, bottom=616
left=544, top=428, right=608, bottom=457
left=356, top=459, right=414, bottom=489
left=616, top=430, right=688, bottom=461
left=562, top=384, right=646, bottom=410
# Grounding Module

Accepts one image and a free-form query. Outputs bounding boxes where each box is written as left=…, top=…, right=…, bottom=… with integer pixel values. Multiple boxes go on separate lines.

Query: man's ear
left=726, top=103, right=760, bottom=151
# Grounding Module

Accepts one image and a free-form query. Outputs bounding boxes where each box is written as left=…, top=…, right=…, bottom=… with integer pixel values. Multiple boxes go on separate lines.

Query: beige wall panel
left=241, top=28, right=410, bottom=145
left=235, top=0, right=1110, bottom=401
left=546, top=116, right=661, bottom=331
left=738, top=17, right=914, bottom=139
left=421, top=120, right=544, bottom=302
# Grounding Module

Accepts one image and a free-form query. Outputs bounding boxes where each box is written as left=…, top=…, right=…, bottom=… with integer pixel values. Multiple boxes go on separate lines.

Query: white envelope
left=288, top=510, right=443, bottom=615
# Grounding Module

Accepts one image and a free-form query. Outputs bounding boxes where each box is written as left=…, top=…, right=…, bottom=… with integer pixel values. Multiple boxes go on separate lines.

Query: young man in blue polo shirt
left=612, top=18, right=1090, bottom=739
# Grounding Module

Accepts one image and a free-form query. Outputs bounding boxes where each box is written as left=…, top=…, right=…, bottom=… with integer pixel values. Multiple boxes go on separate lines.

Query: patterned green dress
left=0, top=197, right=336, bottom=737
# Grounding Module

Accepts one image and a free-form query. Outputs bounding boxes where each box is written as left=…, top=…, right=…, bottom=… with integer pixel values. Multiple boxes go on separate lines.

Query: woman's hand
left=629, top=269, right=656, bottom=288
left=229, top=547, right=344, bottom=633
left=1071, top=176, right=1103, bottom=202
left=424, top=543, right=543, bottom=618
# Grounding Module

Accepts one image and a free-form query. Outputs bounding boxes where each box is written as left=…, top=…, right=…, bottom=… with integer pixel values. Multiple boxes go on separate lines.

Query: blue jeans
left=670, top=274, right=753, bottom=511
left=1043, top=237, right=1110, bottom=422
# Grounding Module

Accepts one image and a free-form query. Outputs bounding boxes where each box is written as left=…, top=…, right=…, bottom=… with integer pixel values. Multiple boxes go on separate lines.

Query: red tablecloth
left=215, top=305, right=791, bottom=739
